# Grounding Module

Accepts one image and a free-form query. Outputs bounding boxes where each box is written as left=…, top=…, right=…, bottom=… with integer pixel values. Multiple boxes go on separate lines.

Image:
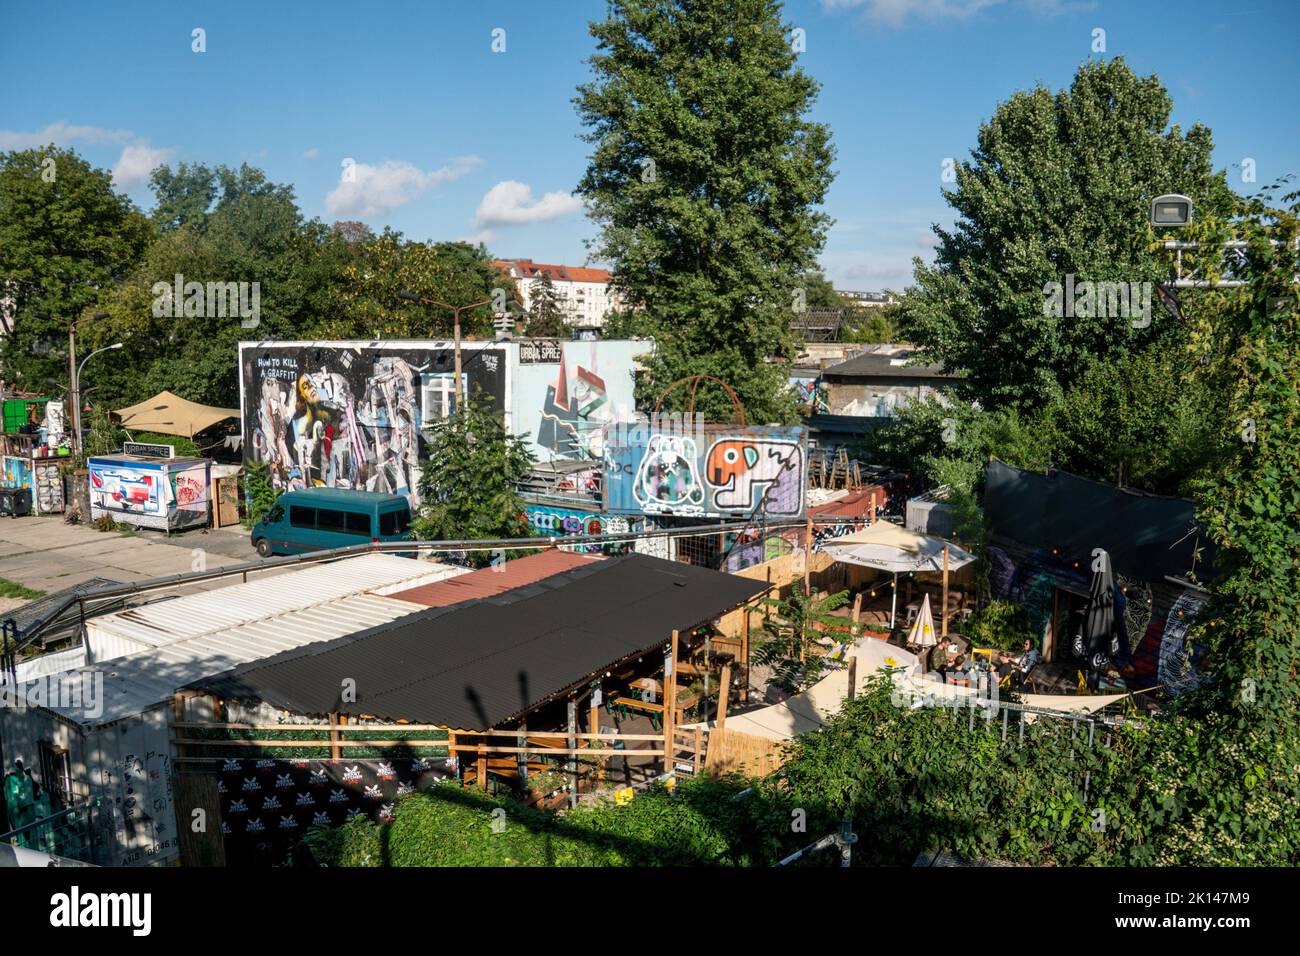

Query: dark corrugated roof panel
left=391, top=549, right=601, bottom=607
left=190, top=553, right=768, bottom=730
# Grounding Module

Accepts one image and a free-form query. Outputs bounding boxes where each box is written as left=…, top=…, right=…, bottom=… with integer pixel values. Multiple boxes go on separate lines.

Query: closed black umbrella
left=1073, top=548, right=1118, bottom=690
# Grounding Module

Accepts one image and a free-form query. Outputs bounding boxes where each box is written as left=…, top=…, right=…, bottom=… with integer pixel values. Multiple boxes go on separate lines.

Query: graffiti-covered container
left=87, top=454, right=212, bottom=531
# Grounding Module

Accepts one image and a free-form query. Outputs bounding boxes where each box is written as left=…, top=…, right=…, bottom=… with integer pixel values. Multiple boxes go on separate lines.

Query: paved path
left=0, top=515, right=266, bottom=596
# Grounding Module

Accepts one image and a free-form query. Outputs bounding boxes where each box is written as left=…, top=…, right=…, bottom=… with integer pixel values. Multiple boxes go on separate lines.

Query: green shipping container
left=3, top=398, right=48, bottom=432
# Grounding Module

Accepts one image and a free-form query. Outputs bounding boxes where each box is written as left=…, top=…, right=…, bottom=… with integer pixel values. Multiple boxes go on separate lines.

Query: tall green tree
left=899, top=58, right=1236, bottom=410
left=0, top=146, right=152, bottom=392
left=83, top=162, right=352, bottom=408
left=412, top=398, right=537, bottom=562
left=326, top=230, right=506, bottom=341
left=575, top=0, right=835, bottom=423
left=525, top=271, right=568, bottom=337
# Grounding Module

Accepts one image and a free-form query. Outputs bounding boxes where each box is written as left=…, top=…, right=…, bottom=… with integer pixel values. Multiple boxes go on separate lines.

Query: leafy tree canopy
left=0, top=146, right=152, bottom=392
left=576, top=0, right=835, bottom=423
left=411, top=397, right=537, bottom=562
left=525, top=272, right=568, bottom=337
left=899, top=57, right=1236, bottom=411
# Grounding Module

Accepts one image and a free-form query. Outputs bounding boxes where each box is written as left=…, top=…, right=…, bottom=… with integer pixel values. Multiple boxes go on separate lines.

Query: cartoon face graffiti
left=632, top=435, right=705, bottom=512
left=705, top=438, right=804, bottom=514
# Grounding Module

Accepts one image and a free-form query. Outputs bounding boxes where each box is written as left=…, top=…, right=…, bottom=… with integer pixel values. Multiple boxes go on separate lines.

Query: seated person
left=927, top=641, right=949, bottom=680
left=946, top=653, right=970, bottom=684
left=1007, top=639, right=1040, bottom=687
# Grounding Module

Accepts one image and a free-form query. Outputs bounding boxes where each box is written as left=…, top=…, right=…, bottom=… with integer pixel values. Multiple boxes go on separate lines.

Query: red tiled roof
left=388, top=549, right=603, bottom=607
left=491, top=259, right=612, bottom=284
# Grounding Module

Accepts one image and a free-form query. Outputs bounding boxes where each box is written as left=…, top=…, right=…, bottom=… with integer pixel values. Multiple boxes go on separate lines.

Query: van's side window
left=266, top=504, right=285, bottom=523
left=315, top=508, right=348, bottom=534
left=379, top=507, right=411, bottom=536
left=345, top=511, right=371, bottom=536
left=289, top=505, right=316, bottom=529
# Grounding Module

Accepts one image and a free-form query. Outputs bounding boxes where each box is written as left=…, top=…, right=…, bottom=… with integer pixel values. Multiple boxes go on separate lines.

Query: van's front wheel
left=255, top=538, right=272, bottom=558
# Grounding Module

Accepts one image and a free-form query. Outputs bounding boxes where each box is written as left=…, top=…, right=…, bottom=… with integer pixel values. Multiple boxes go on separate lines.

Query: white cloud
left=473, top=180, right=583, bottom=228
left=0, top=121, right=133, bottom=150
left=112, top=142, right=176, bottom=188
left=302, top=147, right=320, bottom=159
left=325, top=156, right=481, bottom=218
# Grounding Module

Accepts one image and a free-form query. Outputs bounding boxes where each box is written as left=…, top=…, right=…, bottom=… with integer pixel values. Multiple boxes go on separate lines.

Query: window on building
left=39, top=741, right=72, bottom=805
left=421, top=372, right=467, bottom=422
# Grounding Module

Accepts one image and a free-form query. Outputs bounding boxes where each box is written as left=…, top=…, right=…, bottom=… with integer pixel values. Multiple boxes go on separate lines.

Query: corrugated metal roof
left=86, top=554, right=467, bottom=652
left=34, top=594, right=428, bottom=728
left=192, top=554, right=770, bottom=730
left=391, top=549, right=601, bottom=607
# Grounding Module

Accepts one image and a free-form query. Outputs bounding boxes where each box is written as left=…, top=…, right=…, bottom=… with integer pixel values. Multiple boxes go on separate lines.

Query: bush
left=299, top=775, right=798, bottom=868
left=964, top=599, right=1033, bottom=652
left=297, top=813, right=384, bottom=867
left=242, top=460, right=277, bottom=528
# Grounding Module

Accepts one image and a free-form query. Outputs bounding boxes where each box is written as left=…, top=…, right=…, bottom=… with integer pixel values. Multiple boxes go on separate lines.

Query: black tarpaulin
left=188, top=553, right=767, bottom=730
left=983, top=459, right=1214, bottom=582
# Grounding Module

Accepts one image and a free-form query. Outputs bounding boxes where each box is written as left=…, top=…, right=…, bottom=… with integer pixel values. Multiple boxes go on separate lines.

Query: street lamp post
left=397, top=292, right=493, bottom=408
left=66, top=313, right=103, bottom=458
left=71, top=341, right=123, bottom=457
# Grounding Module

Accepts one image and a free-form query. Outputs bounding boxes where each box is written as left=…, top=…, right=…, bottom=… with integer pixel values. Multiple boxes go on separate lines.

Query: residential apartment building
left=492, top=258, right=623, bottom=329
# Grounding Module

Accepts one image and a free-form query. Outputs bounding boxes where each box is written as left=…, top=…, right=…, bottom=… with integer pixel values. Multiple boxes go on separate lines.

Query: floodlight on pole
left=1150, top=194, right=1193, bottom=228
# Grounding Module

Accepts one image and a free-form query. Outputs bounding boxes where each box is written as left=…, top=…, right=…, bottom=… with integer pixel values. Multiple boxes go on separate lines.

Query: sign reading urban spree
left=123, top=441, right=176, bottom=459
left=518, top=339, right=564, bottom=364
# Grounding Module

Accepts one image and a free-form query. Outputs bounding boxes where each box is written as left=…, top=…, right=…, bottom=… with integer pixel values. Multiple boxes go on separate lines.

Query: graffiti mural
left=512, top=340, right=641, bottom=464
left=2, top=455, right=31, bottom=491
left=537, top=354, right=613, bottom=459
left=606, top=424, right=807, bottom=518
left=88, top=458, right=210, bottom=531
left=705, top=438, right=804, bottom=513
left=1131, top=590, right=1206, bottom=696
left=524, top=505, right=641, bottom=554
left=240, top=343, right=506, bottom=506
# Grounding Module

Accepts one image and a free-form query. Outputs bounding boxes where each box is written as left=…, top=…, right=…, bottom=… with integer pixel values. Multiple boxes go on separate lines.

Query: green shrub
left=242, top=460, right=277, bottom=528
left=964, top=599, right=1033, bottom=652
left=298, top=813, right=384, bottom=867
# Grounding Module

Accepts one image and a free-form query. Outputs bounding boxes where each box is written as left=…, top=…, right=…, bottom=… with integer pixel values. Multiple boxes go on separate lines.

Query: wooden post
left=1047, top=586, right=1060, bottom=663
left=851, top=592, right=863, bottom=637
left=476, top=743, right=487, bottom=788
left=869, top=491, right=877, bottom=524
left=803, top=517, right=813, bottom=597
left=716, top=663, right=732, bottom=730
left=589, top=699, right=603, bottom=787
left=566, top=701, right=578, bottom=808
left=941, top=544, right=950, bottom=639
left=516, top=722, right=528, bottom=788
left=693, top=726, right=702, bottom=775
left=846, top=655, right=858, bottom=700
left=172, top=694, right=186, bottom=759
left=448, top=731, right=459, bottom=782
left=741, top=609, right=751, bottom=704
left=328, top=712, right=341, bottom=760
left=663, top=630, right=679, bottom=776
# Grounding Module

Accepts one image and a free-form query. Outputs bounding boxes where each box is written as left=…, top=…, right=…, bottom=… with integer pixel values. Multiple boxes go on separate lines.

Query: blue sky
left=3, top=0, right=1297, bottom=291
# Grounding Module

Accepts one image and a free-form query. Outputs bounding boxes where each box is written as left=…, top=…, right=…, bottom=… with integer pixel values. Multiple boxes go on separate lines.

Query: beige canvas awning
left=113, top=390, right=239, bottom=438
left=822, top=521, right=977, bottom=574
